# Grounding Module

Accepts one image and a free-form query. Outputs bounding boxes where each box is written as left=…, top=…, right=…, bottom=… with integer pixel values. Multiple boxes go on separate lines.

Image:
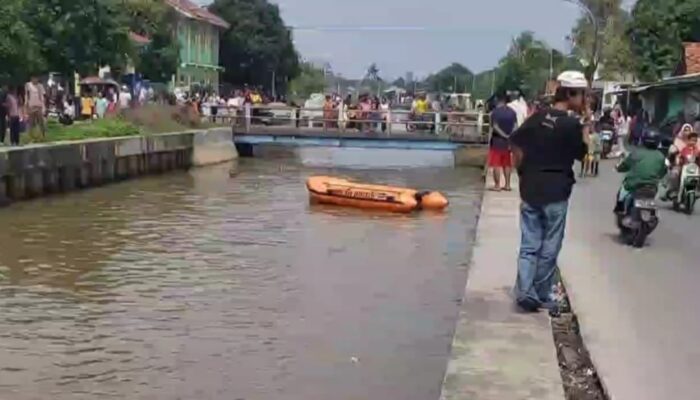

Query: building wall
left=175, top=16, right=222, bottom=90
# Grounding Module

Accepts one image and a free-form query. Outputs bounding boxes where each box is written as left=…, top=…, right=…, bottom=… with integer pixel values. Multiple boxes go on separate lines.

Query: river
left=0, top=148, right=483, bottom=400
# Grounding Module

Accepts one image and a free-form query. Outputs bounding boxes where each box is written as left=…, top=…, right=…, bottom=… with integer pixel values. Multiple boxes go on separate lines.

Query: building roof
left=628, top=72, right=700, bottom=93
left=165, top=0, right=230, bottom=29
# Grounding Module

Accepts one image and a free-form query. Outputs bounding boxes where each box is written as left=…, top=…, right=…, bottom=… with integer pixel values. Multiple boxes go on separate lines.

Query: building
left=165, top=0, right=229, bottom=90
left=626, top=43, right=700, bottom=125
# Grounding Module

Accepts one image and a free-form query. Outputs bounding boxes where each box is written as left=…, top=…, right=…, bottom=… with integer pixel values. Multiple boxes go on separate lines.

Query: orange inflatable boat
left=306, top=176, right=448, bottom=213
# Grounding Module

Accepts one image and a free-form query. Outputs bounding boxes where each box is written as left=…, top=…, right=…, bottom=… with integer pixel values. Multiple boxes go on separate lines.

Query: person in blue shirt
left=488, top=92, right=518, bottom=191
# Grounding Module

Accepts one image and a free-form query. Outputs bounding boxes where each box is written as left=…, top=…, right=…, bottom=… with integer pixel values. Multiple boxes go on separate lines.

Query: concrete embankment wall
left=0, top=128, right=237, bottom=206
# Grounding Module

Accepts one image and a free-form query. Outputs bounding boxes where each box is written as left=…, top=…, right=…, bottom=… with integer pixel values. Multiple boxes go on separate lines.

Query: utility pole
left=549, top=47, right=554, bottom=80
left=490, top=70, right=496, bottom=95
left=271, top=70, right=276, bottom=99
left=471, top=75, right=476, bottom=95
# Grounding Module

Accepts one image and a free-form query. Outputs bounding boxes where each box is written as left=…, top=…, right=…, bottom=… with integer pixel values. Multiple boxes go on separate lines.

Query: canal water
left=0, top=149, right=483, bottom=400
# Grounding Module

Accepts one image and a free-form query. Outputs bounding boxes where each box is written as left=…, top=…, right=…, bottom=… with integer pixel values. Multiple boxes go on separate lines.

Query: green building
left=165, top=0, right=229, bottom=91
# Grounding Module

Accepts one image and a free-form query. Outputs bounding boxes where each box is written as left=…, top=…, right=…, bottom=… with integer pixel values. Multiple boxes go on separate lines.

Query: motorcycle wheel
left=632, top=227, right=648, bottom=248
left=617, top=215, right=634, bottom=244
left=673, top=199, right=681, bottom=212
left=406, top=123, right=416, bottom=132
left=685, top=192, right=696, bottom=215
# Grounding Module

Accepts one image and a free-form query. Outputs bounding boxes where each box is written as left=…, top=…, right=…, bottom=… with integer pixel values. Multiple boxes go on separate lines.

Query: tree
left=493, top=31, right=575, bottom=97
left=0, top=0, right=44, bottom=84
left=123, top=0, right=179, bottom=82
left=209, top=0, right=300, bottom=91
left=391, top=77, right=407, bottom=89
left=424, top=63, right=473, bottom=92
left=288, top=62, right=326, bottom=101
left=357, top=63, right=384, bottom=94
left=568, top=0, right=634, bottom=81
left=629, top=0, right=700, bottom=81
left=23, top=0, right=133, bottom=77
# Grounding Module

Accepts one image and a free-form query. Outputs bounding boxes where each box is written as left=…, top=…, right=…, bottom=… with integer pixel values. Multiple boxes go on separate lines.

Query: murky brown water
left=0, top=150, right=482, bottom=400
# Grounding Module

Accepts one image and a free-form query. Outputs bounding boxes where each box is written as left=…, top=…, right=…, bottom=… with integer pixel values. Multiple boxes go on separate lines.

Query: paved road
left=561, top=160, right=700, bottom=400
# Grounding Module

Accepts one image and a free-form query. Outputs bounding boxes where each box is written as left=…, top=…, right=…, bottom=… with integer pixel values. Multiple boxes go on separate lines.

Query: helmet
left=557, top=71, right=588, bottom=89
left=641, top=127, right=661, bottom=149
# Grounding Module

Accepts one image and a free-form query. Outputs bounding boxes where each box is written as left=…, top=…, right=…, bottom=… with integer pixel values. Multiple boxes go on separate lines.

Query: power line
left=289, top=25, right=510, bottom=34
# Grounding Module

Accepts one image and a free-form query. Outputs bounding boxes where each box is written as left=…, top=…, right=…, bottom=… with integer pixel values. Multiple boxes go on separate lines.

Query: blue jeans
left=514, top=200, right=569, bottom=309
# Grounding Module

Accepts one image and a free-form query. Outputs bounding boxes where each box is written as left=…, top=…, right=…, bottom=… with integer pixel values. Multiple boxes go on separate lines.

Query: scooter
left=616, top=185, right=659, bottom=248
left=672, top=154, right=700, bottom=214
left=600, top=129, right=614, bottom=159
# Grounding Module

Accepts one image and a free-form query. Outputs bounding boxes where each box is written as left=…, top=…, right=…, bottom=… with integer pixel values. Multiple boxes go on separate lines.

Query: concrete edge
left=439, top=183, right=565, bottom=400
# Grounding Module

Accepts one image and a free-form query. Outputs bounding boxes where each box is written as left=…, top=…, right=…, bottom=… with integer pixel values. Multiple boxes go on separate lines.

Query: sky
left=197, top=0, right=637, bottom=80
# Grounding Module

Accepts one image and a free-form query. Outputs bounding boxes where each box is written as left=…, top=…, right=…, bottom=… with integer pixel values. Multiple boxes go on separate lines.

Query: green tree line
left=0, top=0, right=301, bottom=91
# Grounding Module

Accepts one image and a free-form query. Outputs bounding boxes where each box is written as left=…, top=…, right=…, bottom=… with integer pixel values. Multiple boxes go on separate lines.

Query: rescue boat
left=305, top=176, right=449, bottom=213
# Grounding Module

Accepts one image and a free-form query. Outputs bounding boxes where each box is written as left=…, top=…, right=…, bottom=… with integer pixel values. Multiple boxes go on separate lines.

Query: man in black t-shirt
left=509, top=71, right=589, bottom=312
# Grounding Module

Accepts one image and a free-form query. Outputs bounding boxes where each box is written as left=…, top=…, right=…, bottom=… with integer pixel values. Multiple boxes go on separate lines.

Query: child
left=581, top=130, right=602, bottom=177
left=664, top=131, right=700, bottom=199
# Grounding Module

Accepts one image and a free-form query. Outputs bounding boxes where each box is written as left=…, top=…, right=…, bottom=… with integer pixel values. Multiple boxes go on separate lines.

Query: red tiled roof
left=129, top=31, right=151, bottom=45
left=682, top=42, right=700, bottom=75
left=165, top=0, right=230, bottom=29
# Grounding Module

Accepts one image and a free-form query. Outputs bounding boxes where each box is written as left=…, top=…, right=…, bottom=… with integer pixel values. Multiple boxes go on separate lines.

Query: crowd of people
left=0, top=76, right=50, bottom=145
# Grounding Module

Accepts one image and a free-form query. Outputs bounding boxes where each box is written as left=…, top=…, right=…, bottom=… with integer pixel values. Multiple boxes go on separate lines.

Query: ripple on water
left=0, top=159, right=483, bottom=400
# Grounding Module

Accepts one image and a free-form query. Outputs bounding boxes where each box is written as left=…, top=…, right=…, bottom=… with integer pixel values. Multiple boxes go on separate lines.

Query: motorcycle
left=600, top=129, right=614, bottom=159
left=616, top=185, right=659, bottom=248
left=406, top=112, right=434, bottom=133
left=671, top=154, right=700, bottom=214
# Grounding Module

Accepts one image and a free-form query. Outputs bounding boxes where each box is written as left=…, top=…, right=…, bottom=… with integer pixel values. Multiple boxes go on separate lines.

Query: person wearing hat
left=509, top=70, right=590, bottom=312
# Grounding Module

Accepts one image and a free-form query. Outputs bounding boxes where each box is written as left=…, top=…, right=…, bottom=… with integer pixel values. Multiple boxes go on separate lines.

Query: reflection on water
left=0, top=150, right=482, bottom=400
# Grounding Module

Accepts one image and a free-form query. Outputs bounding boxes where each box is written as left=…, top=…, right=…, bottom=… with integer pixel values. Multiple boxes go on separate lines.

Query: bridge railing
left=205, top=105, right=491, bottom=142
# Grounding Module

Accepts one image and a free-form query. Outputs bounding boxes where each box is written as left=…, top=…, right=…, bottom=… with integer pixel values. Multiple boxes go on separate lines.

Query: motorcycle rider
left=664, top=130, right=700, bottom=198
left=614, top=127, right=667, bottom=214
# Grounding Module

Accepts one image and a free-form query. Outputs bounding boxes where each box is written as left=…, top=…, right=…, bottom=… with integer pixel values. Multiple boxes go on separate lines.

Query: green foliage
left=31, top=118, right=142, bottom=144
left=124, top=0, right=180, bottom=83
left=288, top=62, right=326, bottom=101
left=570, top=0, right=633, bottom=81
left=494, top=31, right=576, bottom=98
left=209, top=0, right=300, bottom=90
left=23, top=0, right=133, bottom=77
left=0, top=0, right=44, bottom=84
left=28, top=104, right=209, bottom=144
left=391, top=77, right=407, bottom=89
left=629, top=0, right=700, bottom=81
left=418, top=32, right=582, bottom=101
left=424, top=63, right=473, bottom=92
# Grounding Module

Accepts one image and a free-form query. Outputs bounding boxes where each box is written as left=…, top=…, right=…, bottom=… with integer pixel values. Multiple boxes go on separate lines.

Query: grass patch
left=22, top=104, right=213, bottom=144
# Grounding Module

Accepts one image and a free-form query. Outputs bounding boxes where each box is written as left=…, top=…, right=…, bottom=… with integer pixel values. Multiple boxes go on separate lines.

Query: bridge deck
left=232, top=125, right=487, bottom=145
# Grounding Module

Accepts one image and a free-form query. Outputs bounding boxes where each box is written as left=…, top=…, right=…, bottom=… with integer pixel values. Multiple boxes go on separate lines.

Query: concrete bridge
left=232, top=126, right=489, bottom=167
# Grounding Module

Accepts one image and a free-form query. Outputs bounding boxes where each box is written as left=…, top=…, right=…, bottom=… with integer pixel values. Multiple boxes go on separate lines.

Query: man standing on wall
left=25, top=75, right=47, bottom=138
left=488, top=92, right=517, bottom=191
left=510, top=71, right=590, bottom=312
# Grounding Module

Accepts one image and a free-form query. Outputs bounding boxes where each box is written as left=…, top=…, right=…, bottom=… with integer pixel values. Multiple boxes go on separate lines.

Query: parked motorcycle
left=406, top=113, right=434, bottom=133
left=616, top=185, right=659, bottom=248
left=671, top=154, right=700, bottom=214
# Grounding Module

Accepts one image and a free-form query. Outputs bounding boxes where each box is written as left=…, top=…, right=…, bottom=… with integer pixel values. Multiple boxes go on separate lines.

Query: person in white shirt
left=120, top=87, right=132, bottom=109
left=507, top=90, right=529, bottom=128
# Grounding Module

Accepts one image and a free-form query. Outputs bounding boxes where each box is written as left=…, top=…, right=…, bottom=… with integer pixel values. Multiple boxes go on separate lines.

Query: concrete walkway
left=561, top=162, right=700, bottom=400
left=440, top=183, right=564, bottom=400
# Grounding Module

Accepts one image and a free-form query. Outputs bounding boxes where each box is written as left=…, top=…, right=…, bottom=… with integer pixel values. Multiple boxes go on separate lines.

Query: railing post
left=435, top=112, right=440, bottom=135
left=387, top=109, right=392, bottom=136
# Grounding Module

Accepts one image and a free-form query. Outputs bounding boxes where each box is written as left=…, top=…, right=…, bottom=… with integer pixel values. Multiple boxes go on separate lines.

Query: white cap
left=557, top=71, right=588, bottom=89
